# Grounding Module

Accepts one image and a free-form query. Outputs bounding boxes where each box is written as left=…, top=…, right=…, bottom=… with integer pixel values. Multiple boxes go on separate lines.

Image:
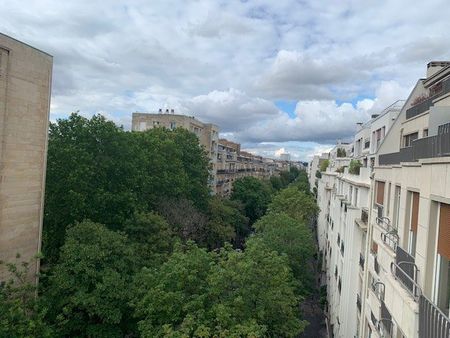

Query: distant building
left=280, top=153, right=291, bottom=161
left=132, top=111, right=219, bottom=188
left=0, top=34, right=53, bottom=282
left=131, top=112, right=282, bottom=195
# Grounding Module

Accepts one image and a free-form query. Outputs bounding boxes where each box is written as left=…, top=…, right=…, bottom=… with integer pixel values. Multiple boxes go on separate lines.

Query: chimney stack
left=427, top=61, right=450, bottom=78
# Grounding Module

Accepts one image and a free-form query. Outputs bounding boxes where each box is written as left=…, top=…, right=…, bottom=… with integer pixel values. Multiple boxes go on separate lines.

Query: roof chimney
left=427, top=61, right=450, bottom=78
left=165, top=109, right=169, bottom=113
left=171, top=109, right=174, bottom=114
left=158, top=108, right=162, bottom=113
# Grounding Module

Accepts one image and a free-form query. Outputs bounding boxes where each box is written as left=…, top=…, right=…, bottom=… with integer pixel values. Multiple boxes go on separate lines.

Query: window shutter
left=376, top=181, right=385, bottom=205
left=438, top=203, right=450, bottom=260
left=411, top=192, right=419, bottom=233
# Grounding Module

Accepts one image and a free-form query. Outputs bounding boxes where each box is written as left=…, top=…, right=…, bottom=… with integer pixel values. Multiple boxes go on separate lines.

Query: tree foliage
left=5, top=113, right=321, bottom=338
left=252, top=212, right=315, bottom=294
left=230, top=176, right=273, bottom=224
left=269, top=186, right=319, bottom=223
left=0, top=258, right=53, bottom=338
left=133, top=241, right=305, bottom=338
left=43, top=221, right=136, bottom=337
left=319, top=159, right=329, bottom=172
left=44, top=113, right=210, bottom=262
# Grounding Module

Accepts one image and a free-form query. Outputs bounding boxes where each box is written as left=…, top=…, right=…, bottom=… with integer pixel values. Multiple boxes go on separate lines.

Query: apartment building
left=309, top=152, right=330, bottom=193
left=132, top=112, right=282, bottom=196
left=0, top=34, right=53, bottom=282
left=131, top=111, right=219, bottom=187
left=215, top=139, right=281, bottom=196
left=360, top=62, right=450, bottom=338
left=315, top=102, right=403, bottom=337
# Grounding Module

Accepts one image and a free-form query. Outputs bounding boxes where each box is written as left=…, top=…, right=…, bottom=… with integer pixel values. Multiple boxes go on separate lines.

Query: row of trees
left=1, top=114, right=318, bottom=337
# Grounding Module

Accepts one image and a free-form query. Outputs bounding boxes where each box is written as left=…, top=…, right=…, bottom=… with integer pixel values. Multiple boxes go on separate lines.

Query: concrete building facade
left=0, top=34, right=53, bottom=281
left=315, top=62, right=450, bottom=338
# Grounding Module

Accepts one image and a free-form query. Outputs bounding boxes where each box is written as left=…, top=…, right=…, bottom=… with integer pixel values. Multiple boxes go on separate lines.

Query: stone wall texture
left=0, top=34, right=52, bottom=282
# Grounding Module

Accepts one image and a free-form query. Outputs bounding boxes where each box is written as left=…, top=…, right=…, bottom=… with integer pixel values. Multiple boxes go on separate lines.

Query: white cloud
left=1, top=0, right=449, bottom=160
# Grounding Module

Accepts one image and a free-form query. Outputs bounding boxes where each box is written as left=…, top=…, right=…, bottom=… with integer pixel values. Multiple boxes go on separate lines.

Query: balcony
left=355, top=207, right=369, bottom=231
left=379, top=125, right=450, bottom=165
left=377, top=301, right=393, bottom=337
left=406, top=77, right=450, bottom=120
left=371, top=281, right=385, bottom=302
left=380, top=229, right=399, bottom=252
left=390, top=246, right=421, bottom=300
left=419, top=295, right=450, bottom=338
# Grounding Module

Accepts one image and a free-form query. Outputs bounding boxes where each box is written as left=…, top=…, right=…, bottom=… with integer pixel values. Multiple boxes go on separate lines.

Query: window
left=354, top=188, right=359, bottom=207
left=376, top=181, right=385, bottom=206
left=423, top=128, right=429, bottom=137
left=393, top=186, right=401, bottom=229
left=408, top=191, right=419, bottom=257
left=170, top=121, right=176, bottom=129
left=387, top=183, right=392, bottom=216
left=403, top=132, right=418, bottom=147
left=434, top=203, right=450, bottom=315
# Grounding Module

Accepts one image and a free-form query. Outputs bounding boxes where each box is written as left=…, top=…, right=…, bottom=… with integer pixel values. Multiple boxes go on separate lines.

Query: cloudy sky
left=2, top=0, right=449, bottom=160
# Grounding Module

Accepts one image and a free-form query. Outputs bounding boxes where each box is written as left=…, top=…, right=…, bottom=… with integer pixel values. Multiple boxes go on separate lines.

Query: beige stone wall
left=0, top=34, right=52, bottom=282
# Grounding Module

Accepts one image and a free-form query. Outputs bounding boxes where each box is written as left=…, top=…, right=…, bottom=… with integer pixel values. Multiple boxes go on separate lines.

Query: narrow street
left=300, top=217, right=327, bottom=338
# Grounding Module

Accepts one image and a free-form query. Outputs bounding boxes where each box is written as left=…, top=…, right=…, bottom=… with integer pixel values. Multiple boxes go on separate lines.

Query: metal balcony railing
left=419, top=294, right=450, bottom=338
left=379, top=301, right=393, bottom=336
left=371, top=281, right=385, bottom=302
left=406, top=77, right=450, bottom=120
left=381, top=230, right=399, bottom=252
left=379, top=124, right=450, bottom=165
left=391, top=246, right=421, bottom=300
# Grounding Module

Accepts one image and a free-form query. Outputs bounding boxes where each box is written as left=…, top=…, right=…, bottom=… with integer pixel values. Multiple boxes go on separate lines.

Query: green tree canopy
left=252, top=212, right=316, bottom=294
left=205, top=197, right=249, bottom=250
left=0, top=258, right=54, bottom=338
left=133, top=241, right=305, bottom=338
left=43, top=221, right=136, bottom=337
left=43, top=113, right=210, bottom=262
left=230, top=176, right=273, bottom=224
left=268, top=186, right=319, bottom=223
left=123, top=212, right=175, bottom=268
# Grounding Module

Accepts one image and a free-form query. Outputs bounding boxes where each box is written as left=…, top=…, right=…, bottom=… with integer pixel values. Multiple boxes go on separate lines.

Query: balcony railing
left=406, top=77, right=450, bottom=120
left=371, top=281, right=385, bottom=302
left=419, top=294, right=450, bottom=338
left=379, top=127, right=450, bottom=165
left=378, top=301, right=393, bottom=337
left=381, top=230, right=399, bottom=252
left=390, top=246, right=421, bottom=300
